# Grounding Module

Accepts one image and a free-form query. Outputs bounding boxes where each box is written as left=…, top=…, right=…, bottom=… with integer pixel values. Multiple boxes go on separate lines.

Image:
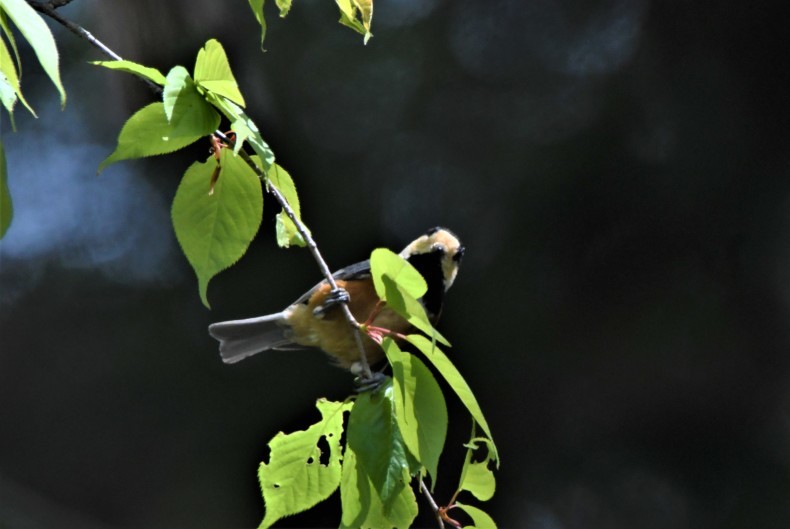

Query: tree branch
left=29, top=0, right=375, bottom=381
left=419, top=477, right=446, bottom=529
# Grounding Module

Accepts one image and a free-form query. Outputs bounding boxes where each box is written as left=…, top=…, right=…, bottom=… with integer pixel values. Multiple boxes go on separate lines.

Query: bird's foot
left=353, top=371, right=388, bottom=393
left=313, top=287, right=350, bottom=318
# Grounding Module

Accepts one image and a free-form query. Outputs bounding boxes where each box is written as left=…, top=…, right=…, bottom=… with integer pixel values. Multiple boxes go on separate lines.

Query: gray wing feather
left=208, top=312, right=294, bottom=364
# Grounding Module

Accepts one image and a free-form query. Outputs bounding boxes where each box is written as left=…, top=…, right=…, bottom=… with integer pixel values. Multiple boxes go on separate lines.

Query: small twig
left=27, top=1, right=162, bottom=95
left=32, top=0, right=376, bottom=382
left=419, top=477, right=446, bottom=529
left=222, top=142, right=373, bottom=379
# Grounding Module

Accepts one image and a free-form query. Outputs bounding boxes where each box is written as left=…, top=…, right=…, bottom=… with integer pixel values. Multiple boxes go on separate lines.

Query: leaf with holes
left=258, top=399, right=352, bottom=529
left=171, top=148, right=262, bottom=307
left=458, top=447, right=496, bottom=502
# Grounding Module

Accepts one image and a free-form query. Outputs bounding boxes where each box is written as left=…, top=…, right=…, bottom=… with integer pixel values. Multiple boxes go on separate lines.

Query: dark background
left=2, top=0, right=790, bottom=527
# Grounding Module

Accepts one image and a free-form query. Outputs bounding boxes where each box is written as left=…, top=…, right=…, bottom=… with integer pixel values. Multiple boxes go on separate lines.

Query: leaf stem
left=31, top=1, right=376, bottom=382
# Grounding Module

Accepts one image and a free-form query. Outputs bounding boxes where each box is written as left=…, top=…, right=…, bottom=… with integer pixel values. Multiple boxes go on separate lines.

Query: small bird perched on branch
left=208, top=227, right=464, bottom=372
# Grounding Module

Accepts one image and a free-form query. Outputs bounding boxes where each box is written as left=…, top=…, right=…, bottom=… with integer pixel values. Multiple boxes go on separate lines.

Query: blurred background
left=2, top=0, right=790, bottom=527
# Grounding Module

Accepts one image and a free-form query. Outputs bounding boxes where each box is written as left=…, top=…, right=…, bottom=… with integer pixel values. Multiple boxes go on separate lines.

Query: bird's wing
left=292, top=259, right=372, bottom=305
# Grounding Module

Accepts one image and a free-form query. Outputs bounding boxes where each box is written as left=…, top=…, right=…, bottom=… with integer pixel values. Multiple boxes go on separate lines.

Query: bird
left=208, top=227, right=464, bottom=372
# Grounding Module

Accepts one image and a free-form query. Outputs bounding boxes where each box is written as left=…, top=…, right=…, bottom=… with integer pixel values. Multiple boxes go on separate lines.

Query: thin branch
left=31, top=0, right=375, bottom=381
left=419, top=477, right=446, bottom=529
left=218, top=140, right=374, bottom=379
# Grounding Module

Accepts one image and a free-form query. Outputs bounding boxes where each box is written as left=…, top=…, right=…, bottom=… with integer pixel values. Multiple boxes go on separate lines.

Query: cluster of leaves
left=248, top=0, right=374, bottom=45
left=3, top=6, right=500, bottom=526
left=256, top=249, right=498, bottom=528
left=93, top=39, right=306, bottom=307
left=0, top=0, right=66, bottom=238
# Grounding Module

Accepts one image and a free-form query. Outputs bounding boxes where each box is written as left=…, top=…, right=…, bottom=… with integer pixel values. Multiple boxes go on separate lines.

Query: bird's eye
left=434, top=244, right=446, bottom=254
left=453, top=246, right=465, bottom=262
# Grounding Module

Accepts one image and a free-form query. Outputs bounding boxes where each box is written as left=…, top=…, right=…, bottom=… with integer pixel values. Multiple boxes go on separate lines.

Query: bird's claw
left=313, top=287, right=350, bottom=318
left=353, top=371, right=388, bottom=393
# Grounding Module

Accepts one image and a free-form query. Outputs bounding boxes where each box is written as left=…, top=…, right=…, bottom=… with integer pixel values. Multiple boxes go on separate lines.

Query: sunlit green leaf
left=335, top=0, right=366, bottom=36
left=275, top=0, right=292, bottom=16
left=90, top=59, right=166, bottom=86
left=267, top=163, right=307, bottom=248
left=171, top=148, right=262, bottom=307
left=0, top=30, right=33, bottom=119
left=353, top=0, right=373, bottom=43
left=370, top=248, right=427, bottom=299
left=368, top=248, right=449, bottom=345
left=0, top=0, right=65, bottom=106
left=406, top=334, right=497, bottom=458
left=340, top=448, right=418, bottom=529
left=0, top=10, right=22, bottom=77
left=258, top=399, right=352, bottom=529
left=455, top=502, right=497, bottom=529
left=98, top=102, right=219, bottom=172
left=382, top=338, right=447, bottom=485
left=459, top=460, right=495, bottom=502
left=0, top=141, right=12, bottom=239
left=348, top=379, right=411, bottom=511
left=247, top=0, right=267, bottom=48
left=194, top=39, right=245, bottom=107
left=162, top=65, right=218, bottom=134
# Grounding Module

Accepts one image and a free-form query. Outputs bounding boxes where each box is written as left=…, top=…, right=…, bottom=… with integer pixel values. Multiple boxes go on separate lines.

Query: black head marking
left=426, top=226, right=442, bottom=236
left=453, top=245, right=465, bottom=262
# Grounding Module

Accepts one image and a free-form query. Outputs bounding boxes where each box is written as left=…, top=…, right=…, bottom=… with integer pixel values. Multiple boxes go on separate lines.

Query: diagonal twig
left=29, top=0, right=375, bottom=381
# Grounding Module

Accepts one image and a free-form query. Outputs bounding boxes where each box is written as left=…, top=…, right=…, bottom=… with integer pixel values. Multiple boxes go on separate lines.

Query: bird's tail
left=208, top=312, right=293, bottom=364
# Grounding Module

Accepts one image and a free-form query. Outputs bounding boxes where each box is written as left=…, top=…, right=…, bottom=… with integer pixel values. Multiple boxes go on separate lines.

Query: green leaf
left=335, top=0, right=367, bottom=38
left=458, top=435, right=498, bottom=498
left=0, top=31, right=34, bottom=119
left=348, top=379, right=411, bottom=511
left=459, top=460, right=495, bottom=502
left=90, top=59, right=166, bottom=86
left=275, top=0, right=292, bottom=16
left=0, top=10, right=22, bottom=78
left=353, top=0, right=373, bottom=43
left=267, top=163, right=306, bottom=248
left=406, top=334, right=497, bottom=458
left=340, top=448, right=418, bottom=529
left=0, top=0, right=65, bottom=106
left=162, top=65, right=219, bottom=133
left=205, top=92, right=275, bottom=171
left=171, top=148, right=263, bottom=307
left=0, top=141, right=11, bottom=239
left=370, top=248, right=427, bottom=299
left=455, top=502, right=497, bottom=529
left=369, top=248, right=449, bottom=346
left=193, top=39, right=245, bottom=107
left=98, top=102, right=219, bottom=172
left=247, top=0, right=267, bottom=48
left=258, top=399, right=352, bottom=529
left=382, top=338, right=447, bottom=485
